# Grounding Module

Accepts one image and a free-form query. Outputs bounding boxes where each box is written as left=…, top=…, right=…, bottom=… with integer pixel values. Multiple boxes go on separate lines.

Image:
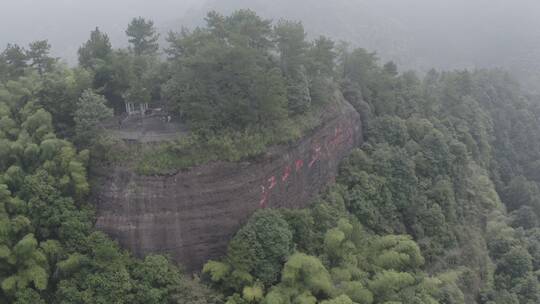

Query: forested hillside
left=201, top=47, right=540, bottom=303
left=0, top=26, right=218, bottom=304
left=1, top=9, right=540, bottom=304
left=186, top=0, right=540, bottom=93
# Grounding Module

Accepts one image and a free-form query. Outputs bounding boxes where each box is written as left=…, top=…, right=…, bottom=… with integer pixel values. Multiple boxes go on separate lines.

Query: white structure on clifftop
left=125, top=102, right=149, bottom=116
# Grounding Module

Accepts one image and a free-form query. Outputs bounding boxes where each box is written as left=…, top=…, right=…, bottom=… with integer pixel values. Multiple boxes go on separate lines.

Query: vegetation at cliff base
left=0, top=16, right=223, bottom=304
left=202, top=24, right=540, bottom=304
left=2, top=7, right=540, bottom=304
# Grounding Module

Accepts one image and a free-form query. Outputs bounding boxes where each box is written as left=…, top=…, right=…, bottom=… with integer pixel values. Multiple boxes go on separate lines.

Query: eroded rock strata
left=92, top=98, right=362, bottom=271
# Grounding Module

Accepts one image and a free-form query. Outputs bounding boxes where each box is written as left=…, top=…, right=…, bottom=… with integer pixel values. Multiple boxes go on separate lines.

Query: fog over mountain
left=179, top=0, right=540, bottom=90
left=0, top=0, right=203, bottom=62
left=4, top=2, right=540, bottom=303
left=2, top=0, right=540, bottom=90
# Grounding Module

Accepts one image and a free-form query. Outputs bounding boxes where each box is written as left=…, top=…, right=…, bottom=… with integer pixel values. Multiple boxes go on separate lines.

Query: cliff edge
left=92, top=96, right=362, bottom=271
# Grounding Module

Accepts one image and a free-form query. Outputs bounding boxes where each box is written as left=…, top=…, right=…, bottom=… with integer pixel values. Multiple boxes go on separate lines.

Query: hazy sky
left=0, top=0, right=203, bottom=61
left=2, top=0, right=540, bottom=89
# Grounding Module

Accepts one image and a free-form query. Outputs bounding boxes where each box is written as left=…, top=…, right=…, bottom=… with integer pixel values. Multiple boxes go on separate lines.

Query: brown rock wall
left=92, top=98, right=362, bottom=271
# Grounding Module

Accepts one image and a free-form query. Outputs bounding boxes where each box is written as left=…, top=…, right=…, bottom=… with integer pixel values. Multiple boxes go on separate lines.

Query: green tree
left=368, top=270, right=416, bottom=302
left=383, top=61, right=398, bottom=76
left=502, top=176, right=540, bottom=214
left=73, top=90, right=113, bottom=146
left=286, top=65, right=311, bottom=115
left=164, top=12, right=289, bottom=131
left=370, top=235, right=425, bottom=272
left=274, top=20, right=308, bottom=76
left=92, top=50, right=132, bottom=113
left=307, top=36, right=336, bottom=76
left=78, top=27, right=113, bottom=69
left=320, top=295, right=354, bottom=304
left=27, top=40, right=56, bottom=75
left=203, top=210, right=294, bottom=294
left=227, top=210, right=294, bottom=286
left=495, top=247, right=532, bottom=280
left=252, top=67, right=288, bottom=127
left=37, top=66, right=93, bottom=136
left=214, top=10, right=273, bottom=50
left=0, top=233, right=49, bottom=299
left=126, top=17, right=160, bottom=56
left=2, top=44, right=28, bottom=79
left=280, top=253, right=333, bottom=296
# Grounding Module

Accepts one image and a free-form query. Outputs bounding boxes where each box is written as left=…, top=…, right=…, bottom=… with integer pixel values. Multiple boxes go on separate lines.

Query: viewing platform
left=103, top=109, right=189, bottom=143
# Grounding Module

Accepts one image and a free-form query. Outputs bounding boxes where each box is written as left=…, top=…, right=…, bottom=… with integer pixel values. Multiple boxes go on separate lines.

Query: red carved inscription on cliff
left=258, top=123, right=354, bottom=208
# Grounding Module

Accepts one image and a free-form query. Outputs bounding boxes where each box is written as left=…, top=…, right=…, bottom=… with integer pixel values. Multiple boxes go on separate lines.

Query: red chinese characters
left=309, top=144, right=322, bottom=168
left=257, top=123, right=354, bottom=208
left=295, top=159, right=304, bottom=172
left=268, top=176, right=277, bottom=189
left=259, top=185, right=269, bottom=208
left=282, top=165, right=292, bottom=182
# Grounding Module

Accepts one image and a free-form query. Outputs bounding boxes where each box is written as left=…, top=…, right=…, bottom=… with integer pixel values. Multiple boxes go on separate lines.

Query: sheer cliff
left=92, top=97, right=362, bottom=270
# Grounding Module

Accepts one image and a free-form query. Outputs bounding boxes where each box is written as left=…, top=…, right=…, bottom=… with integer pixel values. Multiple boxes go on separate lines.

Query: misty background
left=2, top=0, right=540, bottom=91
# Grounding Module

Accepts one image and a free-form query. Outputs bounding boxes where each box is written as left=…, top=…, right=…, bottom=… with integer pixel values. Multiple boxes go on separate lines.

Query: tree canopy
left=2, top=8, right=540, bottom=304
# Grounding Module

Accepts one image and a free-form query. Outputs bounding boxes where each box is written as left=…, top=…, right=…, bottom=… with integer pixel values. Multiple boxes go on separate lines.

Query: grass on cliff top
left=92, top=106, right=325, bottom=175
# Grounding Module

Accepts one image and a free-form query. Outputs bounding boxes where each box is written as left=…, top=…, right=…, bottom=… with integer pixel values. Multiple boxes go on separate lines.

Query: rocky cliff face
left=92, top=98, right=362, bottom=271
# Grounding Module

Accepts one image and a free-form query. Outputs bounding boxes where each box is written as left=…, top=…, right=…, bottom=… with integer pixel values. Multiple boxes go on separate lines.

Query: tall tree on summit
left=27, top=40, right=56, bottom=75
left=274, top=20, right=312, bottom=114
left=274, top=20, right=308, bottom=76
left=1, top=43, right=28, bottom=79
left=126, top=17, right=160, bottom=56
left=78, top=27, right=113, bottom=69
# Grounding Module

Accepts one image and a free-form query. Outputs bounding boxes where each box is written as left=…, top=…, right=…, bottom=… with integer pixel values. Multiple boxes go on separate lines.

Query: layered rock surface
left=92, top=97, right=362, bottom=271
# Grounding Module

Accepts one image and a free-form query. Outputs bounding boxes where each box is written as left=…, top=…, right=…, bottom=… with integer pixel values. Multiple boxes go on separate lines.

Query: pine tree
left=126, top=17, right=160, bottom=56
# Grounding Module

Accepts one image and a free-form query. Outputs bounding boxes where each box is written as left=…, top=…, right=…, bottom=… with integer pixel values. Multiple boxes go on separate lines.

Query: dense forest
left=1, top=9, right=540, bottom=304
left=5, top=0, right=540, bottom=93
left=188, top=0, right=540, bottom=93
